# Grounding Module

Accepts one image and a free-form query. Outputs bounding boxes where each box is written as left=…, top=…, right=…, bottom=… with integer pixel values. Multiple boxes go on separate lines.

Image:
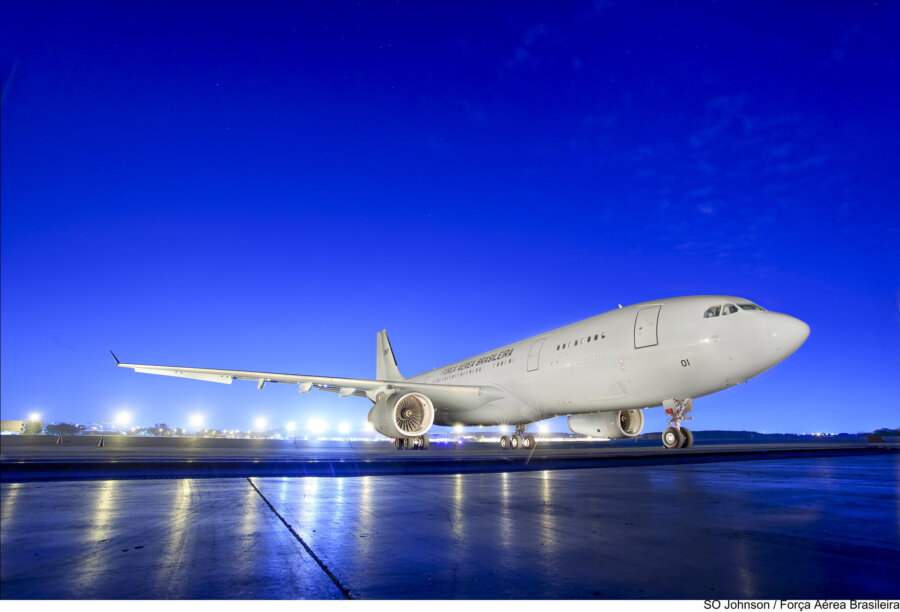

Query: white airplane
left=112, top=295, right=809, bottom=451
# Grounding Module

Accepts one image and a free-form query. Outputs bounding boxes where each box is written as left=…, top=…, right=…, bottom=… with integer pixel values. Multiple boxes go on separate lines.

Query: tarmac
left=1, top=436, right=898, bottom=599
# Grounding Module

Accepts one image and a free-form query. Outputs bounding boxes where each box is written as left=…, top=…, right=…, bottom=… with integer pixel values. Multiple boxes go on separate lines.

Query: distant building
left=0, top=420, right=27, bottom=434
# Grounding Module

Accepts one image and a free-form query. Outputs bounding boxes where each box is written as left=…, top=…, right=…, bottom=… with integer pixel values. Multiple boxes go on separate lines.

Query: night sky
left=2, top=2, right=898, bottom=435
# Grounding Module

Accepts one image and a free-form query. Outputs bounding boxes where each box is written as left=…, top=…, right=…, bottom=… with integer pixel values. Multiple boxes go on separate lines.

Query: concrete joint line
left=246, top=477, right=353, bottom=599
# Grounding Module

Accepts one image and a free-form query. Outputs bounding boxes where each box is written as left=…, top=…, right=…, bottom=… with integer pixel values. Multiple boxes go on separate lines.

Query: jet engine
left=567, top=409, right=644, bottom=438
left=367, top=391, right=435, bottom=438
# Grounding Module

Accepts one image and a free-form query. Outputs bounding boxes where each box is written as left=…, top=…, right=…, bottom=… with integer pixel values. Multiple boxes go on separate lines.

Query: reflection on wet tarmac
left=451, top=473, right=464, bottom=540
left=357, top=476, right=372, bottom=558
left=333, top=477, right=345, bottom=529
left=1, top=482, right=19, bottom=527
left=1, top=455, right=897, bottom=599
left=539, top=470, right=556, bottom=555
left=79, top=480, right=119, bottom=593
left=155, top=480, right=193, bottom=597
left=499, top=471, right=511, bottom=548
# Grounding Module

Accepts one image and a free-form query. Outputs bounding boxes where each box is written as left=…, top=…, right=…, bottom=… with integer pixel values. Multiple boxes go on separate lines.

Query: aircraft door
left=634, top=306, right=661, bottom=348
left=527, top=338, right=546, bottom=371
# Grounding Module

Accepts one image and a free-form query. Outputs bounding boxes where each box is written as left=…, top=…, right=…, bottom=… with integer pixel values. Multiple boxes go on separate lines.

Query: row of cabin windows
left=556, top=332, right=605, bottom=351
left=703, top=302, right=765, bottom=318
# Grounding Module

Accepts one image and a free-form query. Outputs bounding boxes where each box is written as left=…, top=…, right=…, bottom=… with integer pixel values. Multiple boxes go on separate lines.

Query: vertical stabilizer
left=376, top=330, right=404, bottom=381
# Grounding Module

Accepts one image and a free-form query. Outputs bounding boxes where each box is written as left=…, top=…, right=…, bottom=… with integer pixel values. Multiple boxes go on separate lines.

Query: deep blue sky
left=2, top=1, right=898, bottom=434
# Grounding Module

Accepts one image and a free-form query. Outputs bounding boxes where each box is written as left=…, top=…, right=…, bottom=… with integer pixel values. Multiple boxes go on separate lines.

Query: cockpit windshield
left=703, top=305, right=721, bottom=318
left=703, top=301, right=766, bottom=317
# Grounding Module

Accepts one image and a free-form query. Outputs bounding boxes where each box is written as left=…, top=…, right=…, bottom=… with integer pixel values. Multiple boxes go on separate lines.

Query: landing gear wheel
left=663, top=398, right=694, bottom=448
left=421, top=434, right=430, bottom=450
left=500, top=435, right=510, bottom=450
left=395, top=438, right=404, bottom=450
left=412, top=436, right=423, bottom=450
left=510, top=435, right=521, bottom=450
left=662, top=427, right=684, bottom=449
left=524, top=434, right=536, bottom=449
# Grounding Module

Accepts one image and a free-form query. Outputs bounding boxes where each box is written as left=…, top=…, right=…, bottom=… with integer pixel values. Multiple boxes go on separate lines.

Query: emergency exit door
left=634, top=306, right=661, bottom=349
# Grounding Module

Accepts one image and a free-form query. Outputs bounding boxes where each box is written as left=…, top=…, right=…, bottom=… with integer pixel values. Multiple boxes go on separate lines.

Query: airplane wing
left=110, top=351, right=504, bottom=411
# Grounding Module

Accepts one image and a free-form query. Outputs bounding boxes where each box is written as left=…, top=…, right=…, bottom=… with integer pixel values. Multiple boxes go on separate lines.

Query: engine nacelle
left=367, top=392, right=435, bottom=439
left=568, top=409, right=645, bottom=438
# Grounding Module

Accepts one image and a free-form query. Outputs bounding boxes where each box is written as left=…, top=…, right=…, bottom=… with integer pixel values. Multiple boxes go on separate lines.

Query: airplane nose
left=768, top=313, right=810, bottom=356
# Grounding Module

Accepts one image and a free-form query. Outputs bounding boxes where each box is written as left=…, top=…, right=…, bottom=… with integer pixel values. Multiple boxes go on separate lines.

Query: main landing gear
left=499, top=424, right=536, bottom=452
left=395, top=434, right=430, bottom=451
left=662, top=398, right=694, bottom=449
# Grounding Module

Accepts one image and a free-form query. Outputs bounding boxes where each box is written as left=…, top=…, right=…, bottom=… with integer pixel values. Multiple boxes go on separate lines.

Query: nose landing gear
left=662, top=398, right=694, bottom=449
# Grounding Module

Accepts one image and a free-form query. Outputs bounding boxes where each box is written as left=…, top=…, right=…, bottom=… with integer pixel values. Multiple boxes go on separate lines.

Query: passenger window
left=594, top=334, right=598, bottom=340
left=723, top=303, right=738, bottom=315
left=703, top=305, right=721, bottom=318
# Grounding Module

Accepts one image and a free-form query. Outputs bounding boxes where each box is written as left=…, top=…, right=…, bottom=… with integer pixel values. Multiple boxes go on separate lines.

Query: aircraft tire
left=422, top=434, right=430, bottom=450
left=511, top=435, right=521, bottom=450
left=500, top=435, right=510, bottom=450
left=524, top=434, right=536, bottom=449
left=396, top=438, right=404, bottom=450
left=662, top=427, right=684, bottom=449
left=680, top=427, right=694, bottom=448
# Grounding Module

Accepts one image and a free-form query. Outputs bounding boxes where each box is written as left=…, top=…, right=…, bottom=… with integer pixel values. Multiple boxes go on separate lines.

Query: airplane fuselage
left=412, top=295, right=809, bottom=427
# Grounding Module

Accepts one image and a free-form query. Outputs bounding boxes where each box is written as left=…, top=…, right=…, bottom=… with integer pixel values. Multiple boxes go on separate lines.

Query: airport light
left=338, top=422, right=351, bottom=435
left=285, top=422, right=296, bottom=433
left=454, top=424, right=464, bottom=434
left=189, top=413, right=204, bottom=429
left=538, top=422, right=549, bottom=434
left=308, top=417, right=327, bottom=435
left=364, top=421, right=375, bottom=432
left=28, top=412, right=41, bottom=422
left=499, top=425, right=509, bottom=433
left=254, top=417, right=268, bottom=431
left=115, top=411, right=131, bottom=427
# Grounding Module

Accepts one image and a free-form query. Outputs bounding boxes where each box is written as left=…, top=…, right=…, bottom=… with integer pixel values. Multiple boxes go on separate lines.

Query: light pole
left=115, top=411, right=131, bottom=431
left=285, top=421, right=296, bottom=444
left=254, top=417, right=267, bottom=438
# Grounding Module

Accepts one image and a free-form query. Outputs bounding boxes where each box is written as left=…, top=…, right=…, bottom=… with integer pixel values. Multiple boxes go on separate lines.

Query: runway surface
left=1, top=436, right=898, bottom=599
left=2, top=435, right=893, bottom=481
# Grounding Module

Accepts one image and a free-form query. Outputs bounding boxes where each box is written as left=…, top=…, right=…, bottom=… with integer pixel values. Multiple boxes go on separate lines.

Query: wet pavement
left=2, top=454, right=898, bottom=599
left=2, top=436, right=892, bottom=482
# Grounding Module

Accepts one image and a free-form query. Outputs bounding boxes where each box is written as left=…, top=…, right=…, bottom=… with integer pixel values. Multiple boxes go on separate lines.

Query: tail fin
left=376, top=330, right=404, bottom=381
